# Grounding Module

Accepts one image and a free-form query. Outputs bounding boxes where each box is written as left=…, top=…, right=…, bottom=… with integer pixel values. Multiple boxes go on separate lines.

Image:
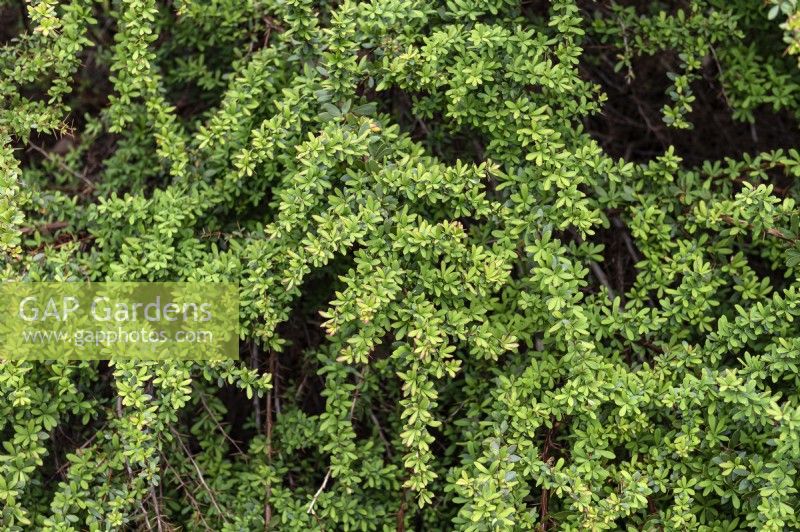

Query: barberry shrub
left=3, top=0, right=800, bottom=530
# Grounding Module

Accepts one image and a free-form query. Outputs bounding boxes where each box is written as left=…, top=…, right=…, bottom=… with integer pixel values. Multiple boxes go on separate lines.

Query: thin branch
left=197, top=392, right=245, bottom=455
left=709, top=45, right=731, bottom=108
left=53, top=423, right=107, bottom=478
left=570, top=230, right=616, bottom=301
left=307, top=367, right=368, bottom=515
left=26, top=142, right=94, bottom=190
left=162, top=453, right=214, bottom=531
left=168, top=425, right=226, bottom=519
left=307, top=468, right=333, bottom=516
left=251, top=342, right=262, bottom=433
left=149, top=485, right=165, bottom=532
left=20, top=221, right=69, bottom=235
left=369, top=410, right=393, bottom=459
left=612, top=216, right=641, bottom=263
left=265, top=348, right=276, bottom=529
left=720, top=215, right=797, bottom=243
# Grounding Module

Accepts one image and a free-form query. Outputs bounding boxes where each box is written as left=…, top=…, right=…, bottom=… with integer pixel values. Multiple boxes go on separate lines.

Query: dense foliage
left=3, top=0, right=800, bottom=530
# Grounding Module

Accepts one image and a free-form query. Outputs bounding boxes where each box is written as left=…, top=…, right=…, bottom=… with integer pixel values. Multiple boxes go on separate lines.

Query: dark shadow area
left=591, top=221, right=642, bottom=298
left=279, top=255, right=358, bottom=416
left=371, top=87, right=489, bottom=164
left=604, top=0, right=688, bottom=16
left=43, top=413, right=109, bottom=483
left=217, top=254, right=356, bottom=450
left=0, top=2, right=24, bottom=44
left=40, top=361, right=113, bottom=484
left=12, top=36, right=115, bottom=187
left=581, top=49, right=800, bottom=166
left=520, top=0, right=551, bottom=21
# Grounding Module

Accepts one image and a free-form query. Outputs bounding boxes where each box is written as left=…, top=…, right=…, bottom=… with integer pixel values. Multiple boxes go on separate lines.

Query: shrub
left=3, top=0, right=800, bottom=530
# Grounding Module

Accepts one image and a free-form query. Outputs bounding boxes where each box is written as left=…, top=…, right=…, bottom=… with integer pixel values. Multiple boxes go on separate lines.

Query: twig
left=396, top=490, right=407, bottom=532
left=265, top=349, right=276, bottom=529
left=250, top=342, right=262, bottom=433
left=20, top=221, right=69, bottom=235
left=198, top=393, right=245, bottom=455
left=149, top=485, right=165, bottom=532
left=168, top=425, right=226, bottom=518
left=540, top=487, right=549, bottom=531
left=588, top=259, right=615, bottom=300
left=709, top=45, right=731, bottom=108
left=538, top=419, right=562, bottom=531
left=26, top=142, right=94, bottom=190
left=307, top=468, right=333, bottom=515
left=571, top=230, right=616, bottom=301
left=720, top=215, right=797, bottom=243
left=53, top=423, right=107, bottom=478
left=612, top=216, right=641, bottom=263
left=369, top=410, right=393, bottom=458
left=307, top=367, right=368, bottom=515
left=618, top=18, right=635, bottom=83
left=162, top=453, right=214, bottom=531
left=139, top=501, right=154, bottom=531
